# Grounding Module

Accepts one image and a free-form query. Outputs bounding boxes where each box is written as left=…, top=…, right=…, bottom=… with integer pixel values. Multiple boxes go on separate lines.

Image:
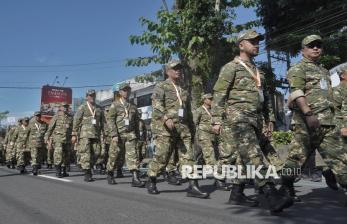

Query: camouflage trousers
left=47, top=147, right=54, bottom=165
left=218, top=122, right=274, bottom=187
left=30, top=146, right=44, bottom=166
left=77, top=138, right=101, bottom=170
left=5, top=144, right=16, bottom=163
left=53, top=142, right=70, bottom=167
left=147, top=123, right=195, bottom=177
left=196, top=131, right=218, bottom=166
left=16, top=148, right=30, bottom=167
left=166, top=146, right=179, bottom=173
left=107, top=132, right=139, bottom=172
left=284, top=124, right=347, bottom=186
left=259, top=134, right=285, bottom=171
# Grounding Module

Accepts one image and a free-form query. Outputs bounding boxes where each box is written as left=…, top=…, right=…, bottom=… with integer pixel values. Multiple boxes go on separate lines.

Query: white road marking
left=39, top=175, right=73, bottom=182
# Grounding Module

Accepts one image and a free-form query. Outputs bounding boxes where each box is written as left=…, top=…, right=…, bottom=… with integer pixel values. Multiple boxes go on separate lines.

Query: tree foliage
left=256, top=0, right=347, bottom=69
left=127, top=0, right=259, bottom=106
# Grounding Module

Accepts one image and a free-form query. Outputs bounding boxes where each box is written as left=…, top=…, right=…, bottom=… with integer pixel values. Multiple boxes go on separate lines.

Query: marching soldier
left=28, top=111, right=47, bottom=175
left=146, top=59, right=209, bottom=198
left=15, top=117, right=30, bottom=174
left=45, top=103, right=73, bottom=178
left=212, top=30, right=293, bottom=213
left=6, top=119, right=22, bottom=169
left=72, top=89, right=104, bottom=182
left=284, top=35, right=347, bottom=206
left=106, top=82, right=145, bottom=187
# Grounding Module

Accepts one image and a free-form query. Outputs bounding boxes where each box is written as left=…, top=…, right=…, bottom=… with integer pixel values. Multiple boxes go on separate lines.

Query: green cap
left=302, top=35, right=322, bottom=47
left=236, top=30, right=264, bottom=44
left=201, top=93, right=213, bottom=101
left=34, top=111, right=41, bottom=116
left=113, top=81, right=131, bottom=92
left=86, top=89, right=96, bottom=96
left=18, top=118, right=23, bottom=123
left=166, top=59, right=182, bottom=69
left=23, top=117, right=30, bottom=121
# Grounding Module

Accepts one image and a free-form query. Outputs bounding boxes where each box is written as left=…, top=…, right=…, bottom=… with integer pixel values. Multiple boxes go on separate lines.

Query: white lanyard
left=202, top=105, right=212, bottom=118
left=21, top=125, right=26, bottom=131
left=236, top=59, right=261, bottom=88
left=35, top=123, right=41, bottom=131
left=86, top=102, right=96, bottom=118
left=119, top=98, right=129, bottom=118
left=171, top=81, right=183, bottom=107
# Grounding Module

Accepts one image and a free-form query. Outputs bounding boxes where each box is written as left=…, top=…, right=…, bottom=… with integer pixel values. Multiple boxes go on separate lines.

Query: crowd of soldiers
left=1, top=30, right=347, bottom=215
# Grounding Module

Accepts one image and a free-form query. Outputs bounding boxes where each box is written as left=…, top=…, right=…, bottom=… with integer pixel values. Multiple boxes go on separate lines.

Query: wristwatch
left=303, top=111, right=314, bottom=116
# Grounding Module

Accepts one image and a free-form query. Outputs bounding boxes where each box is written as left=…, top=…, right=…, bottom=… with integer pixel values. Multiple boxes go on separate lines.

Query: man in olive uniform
left=137, top=109, right=147, bottom=163
left=15, top=117, right=30, bottom=174
left=212, top=30, right=292, bottom=213
left=28, top=111, right=48, bottom=175
left=99, top=106, right=111, bottom=175
left=72, top=89, right=104, bottom=182
left=146, top=59, right=209, bottom=198
left=194, top=93, right=229, bottom=190
left=45, top=103, right=73, bottom=178
left=285, top=35, right=347, bottom=205
left=6, top=119, right=22, bottom=169
left=334, top=65, right=347, bottom=147
left=106, top=82, right=145, bottom=187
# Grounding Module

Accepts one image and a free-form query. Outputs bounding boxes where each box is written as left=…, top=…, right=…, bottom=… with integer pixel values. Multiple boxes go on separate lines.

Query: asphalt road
left=0, top=166, right=346, bottom=224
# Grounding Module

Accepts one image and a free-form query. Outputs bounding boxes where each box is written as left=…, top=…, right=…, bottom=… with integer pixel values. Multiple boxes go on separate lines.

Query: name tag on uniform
left=320, top=78, right=328, bottom=90
left=258, top=89, right=264, bottom=103
left=92, top=119, right=96, bottom=125
left=124, top=119, right=129, bottom=126
left=178, top=108, right=184, bottom=117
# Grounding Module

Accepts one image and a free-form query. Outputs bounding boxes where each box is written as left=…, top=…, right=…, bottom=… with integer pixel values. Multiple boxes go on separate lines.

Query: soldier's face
left=23, top=121, right=29, bottom=126
left=35, top=115, right=41, bottom=122
left=87, top=95, right=95, bottom=103
left=120, top=88, right=131, bottom=99
left=167, top=66, right=182, bottom=80
left=240, top=39, right=260, bottom=56
left=204, top=98, right=212, bottom=106
left=302, top=41, right=322, bottom=61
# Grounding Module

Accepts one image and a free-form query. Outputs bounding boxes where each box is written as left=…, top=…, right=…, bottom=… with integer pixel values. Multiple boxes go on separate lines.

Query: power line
left=0, top=84, right=113, bottom=90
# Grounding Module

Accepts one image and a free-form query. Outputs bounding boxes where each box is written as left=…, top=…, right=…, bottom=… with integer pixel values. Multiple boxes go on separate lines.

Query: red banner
left=40, top=85, right=72, bottom=123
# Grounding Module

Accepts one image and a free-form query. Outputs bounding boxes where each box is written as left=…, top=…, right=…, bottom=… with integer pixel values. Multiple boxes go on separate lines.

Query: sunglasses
left=306, top=42, right=322, bottom=49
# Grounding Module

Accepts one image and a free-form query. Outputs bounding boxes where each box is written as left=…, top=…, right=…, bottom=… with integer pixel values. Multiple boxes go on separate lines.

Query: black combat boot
left=47, top=164, right=53, bottom=169
left=311, top=168, right=322, bottom=182
left=131, top=170, right=145, bottom=187
left=37, top=164, right=42, bottom=169
left=84, top=169, right=94, bottom=182
left=167, top=171, right=181, bottom=185
left=55, top=165, right=63, bottom=178
left=279, top=176, right=301, bottom=202
left=146, top=176, right=159, bottom=194
left=186, top=179, right=209, bottom=199
left=19, top=165, right=26, bottom=174
left=32, top=165, right=38, bottom=176
left=261, top=183, right=293, bottom=215
left=62, top=166, right=69, bottom=177
left=116, top=168, right=124, bottom=178
left=6, top=161, right=11, bottom=169
left=107, top=171, right=117, bottom=185
left=214, top=179, right=230, bottom=191
left=322, top=169, right=338, bottom=191
left=227, top=184, right=259, bottom=207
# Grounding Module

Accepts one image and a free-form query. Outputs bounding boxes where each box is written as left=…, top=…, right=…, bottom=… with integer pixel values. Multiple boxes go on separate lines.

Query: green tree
left=127, top=0, right=258, bottom=107
left=256, top=0, right=347, bottom=69
left=0, top=111, right=9, bottom=127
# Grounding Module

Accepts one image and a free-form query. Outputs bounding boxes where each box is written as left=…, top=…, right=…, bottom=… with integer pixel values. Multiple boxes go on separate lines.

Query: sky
left=0, top=0, right=288, bottom=119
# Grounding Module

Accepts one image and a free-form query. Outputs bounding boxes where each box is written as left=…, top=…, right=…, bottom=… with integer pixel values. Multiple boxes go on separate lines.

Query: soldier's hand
left=112, top=136, right=118, bottom=143
left=71, top=136, right=77, bottom=144
left=305, top=115, right=320, bottom=130
left=212, top=124, right=221, bottom=135
left=165, top=119, right=175, bottom=130
left=341, top=128, right=347, bottom=137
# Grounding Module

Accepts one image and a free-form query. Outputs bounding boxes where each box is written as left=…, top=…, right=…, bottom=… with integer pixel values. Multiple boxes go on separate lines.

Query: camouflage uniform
left=212, top=56, right=275, bottom=187
left=45, top=110, right=73, bottom=168
left=27, top=114, right=47, bottom=167
left=193, top=95, right=217, bottom=166
left=333, top=79, right=347, bottom=148
left=285, top=56, right=347, bottom=186
left=106, top=98, right=141, bottom=172
left=15, top=121, right=31, bottom=169
left=137, top=117, right=147, bottom=163
left=147, top=78, right=195, bottom=177
left=4, top=125, right=16, bottom=166
left=8, top=123, right=21, bottom=167
left=72, top=99, right=104, bottom=171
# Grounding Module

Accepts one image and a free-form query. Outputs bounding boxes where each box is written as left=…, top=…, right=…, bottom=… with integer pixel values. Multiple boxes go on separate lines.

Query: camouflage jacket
left=193, top=105, right=213, bottom=133
left=15, top=125, right=30, bottom=150
left=138, top=119, right=147, bottom=141
left=4, top=126, right=15, bottom=146
left=212, top=56, right=274, bottom=126
left=287, top=57, right=334, bottom=125
left=107, top=99, right=139, bottom=138
left=333, top=82, right=347, bottom=128
left=10, top=125, right=21, bottom=145
left=28, top=118, right=47, bottom=148
left=72, top=102, right=104, bottom=139
left=45, top=111, right=73, bottom=143
left=151, top=78, right=192, bottom=125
